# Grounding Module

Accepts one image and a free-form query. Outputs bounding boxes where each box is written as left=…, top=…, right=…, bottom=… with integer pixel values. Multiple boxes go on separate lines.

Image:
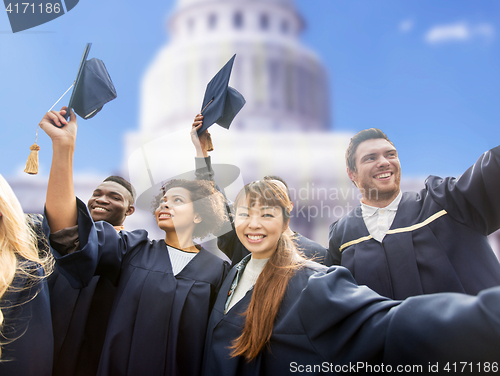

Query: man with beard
left=327, top=128, right=500, bottom=299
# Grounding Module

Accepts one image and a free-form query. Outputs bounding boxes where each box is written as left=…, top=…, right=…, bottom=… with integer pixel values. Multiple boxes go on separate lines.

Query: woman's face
left=235, top=199, right=286, bottom=259
left=155, top=187, right=201, bottom=235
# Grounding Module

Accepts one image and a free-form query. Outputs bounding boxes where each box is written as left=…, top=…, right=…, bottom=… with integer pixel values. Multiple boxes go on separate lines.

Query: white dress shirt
left=361, top=191, right=403, bottom=242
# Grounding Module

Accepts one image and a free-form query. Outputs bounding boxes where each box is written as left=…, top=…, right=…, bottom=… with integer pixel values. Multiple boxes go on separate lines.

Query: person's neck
left=283, top=227, right=294, bottom=236
left=164, top=231, right=199, bottom=253
left=100, top=219, right=124, bottom=232
left=361, top=191, right=399, bottom=208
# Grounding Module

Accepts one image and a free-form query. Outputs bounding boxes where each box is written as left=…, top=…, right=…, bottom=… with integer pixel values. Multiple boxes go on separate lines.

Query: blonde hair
left=229, top=180, right=306, bottom=361
left=0, top=174, right=53, bottom=359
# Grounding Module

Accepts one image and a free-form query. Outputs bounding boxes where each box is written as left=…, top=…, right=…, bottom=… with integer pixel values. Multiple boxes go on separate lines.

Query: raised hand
left=42, top=106, right=78, bottom=231
left=39, top=106, right=77, bottom=147
left=190, top=113, right=212, bottom=157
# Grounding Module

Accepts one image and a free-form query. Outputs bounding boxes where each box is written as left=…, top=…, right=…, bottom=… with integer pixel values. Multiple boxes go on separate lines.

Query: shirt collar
left=361, top=191, right=403, bottom=218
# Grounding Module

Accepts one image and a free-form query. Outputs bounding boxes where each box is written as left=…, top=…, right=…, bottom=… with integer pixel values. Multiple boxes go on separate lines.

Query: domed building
left=139, top=0, right=329, bottom=133
left=124, top=0, right=354, bottom=243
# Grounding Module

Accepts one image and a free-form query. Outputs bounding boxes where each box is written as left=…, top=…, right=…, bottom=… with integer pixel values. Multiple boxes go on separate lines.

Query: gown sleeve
left=43, top=197, right=148, bottom=289
left=384, top=286, right=500, bottom=365
left=195, top=156, right=216, bottom=182
left=426, top=145, right=500, bottom=235
left=299, top=266, right=500, bottom=366
left=299, top=266, right=397, bottom=364
left=327, top=220, right=343, bottom=266
left=194, top=156, right=243, bottom=263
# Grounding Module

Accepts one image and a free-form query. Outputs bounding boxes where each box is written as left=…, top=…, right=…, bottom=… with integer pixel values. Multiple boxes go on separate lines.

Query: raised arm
left=191, top=113, right=217, bottom=182
left=191, top=113, right=210, bottom=159
left=190, top=114, right=243, bottom=263
left=39, top=107, right=78, bottom=232
left=427, top=145, right=500, bottom=235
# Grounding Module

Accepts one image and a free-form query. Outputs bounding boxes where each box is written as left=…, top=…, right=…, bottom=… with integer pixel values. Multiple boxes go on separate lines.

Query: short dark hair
left=152, top=179, right=228, bottom=239
left=263, top=175, right=291, bottom=201
left=103, top=176, right=136, bottom=203
left=345, top=128, right=394, bottom=172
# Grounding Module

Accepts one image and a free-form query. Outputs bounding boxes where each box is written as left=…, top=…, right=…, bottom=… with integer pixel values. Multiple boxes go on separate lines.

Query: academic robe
left=0, top=261, right=53, bottom=376
left=26, top=212, right=114, bottom=376
left=294, top=232, right=329, bottom=265
left=43, top=198, right=229, bottom=376
left=203, top=264, right=500, bottom=376
left=329, top=146, right=500, bottom=299
left=49, top=270, right=115, bottom=376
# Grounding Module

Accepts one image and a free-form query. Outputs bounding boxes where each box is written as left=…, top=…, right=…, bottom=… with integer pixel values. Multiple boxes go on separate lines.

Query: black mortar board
left=24, top=43, right=117, bottom=174
left=64, top=43, right=117, bottom=121
left=198, top=54, right=246, bottom=134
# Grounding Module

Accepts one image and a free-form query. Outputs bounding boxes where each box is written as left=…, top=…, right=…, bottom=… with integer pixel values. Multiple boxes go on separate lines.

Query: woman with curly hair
left=0, top=174, right=53, bottom=375
left=40, top=107, right=229, bottom=376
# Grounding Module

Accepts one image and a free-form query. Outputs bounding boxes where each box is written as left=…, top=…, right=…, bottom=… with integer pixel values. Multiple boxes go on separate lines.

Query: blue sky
left=1, top=0, right=499, bottom=180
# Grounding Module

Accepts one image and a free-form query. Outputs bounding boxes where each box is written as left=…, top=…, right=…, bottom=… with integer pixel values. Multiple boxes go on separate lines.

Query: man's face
left=87, top=181, right=135, bottom=226
left=347, top=138, right=401, bottom=206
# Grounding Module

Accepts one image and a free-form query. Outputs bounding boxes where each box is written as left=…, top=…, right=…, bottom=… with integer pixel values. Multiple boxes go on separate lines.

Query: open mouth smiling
left=158, top=213, right=173, bottom=219
left=374, top=172, right=392, bottom=179
left=246, top=234, right=266, bottom=243
left=92, top=207, right=109, bottom=212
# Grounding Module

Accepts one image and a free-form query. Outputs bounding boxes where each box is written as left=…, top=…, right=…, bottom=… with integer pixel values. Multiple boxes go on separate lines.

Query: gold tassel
left=205, top=132, right=214, bottom=152
left=24, top=143, right=40, bottom=175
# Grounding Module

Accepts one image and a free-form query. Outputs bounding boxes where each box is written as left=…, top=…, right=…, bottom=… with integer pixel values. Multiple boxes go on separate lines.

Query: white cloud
left=399, top=19, right=414, bottom=33
left=425, top=22, right=494, bottom=44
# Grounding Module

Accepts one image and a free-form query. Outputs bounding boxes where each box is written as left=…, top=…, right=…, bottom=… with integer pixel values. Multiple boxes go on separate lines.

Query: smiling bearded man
left=327, top=128, right=500, bottom=300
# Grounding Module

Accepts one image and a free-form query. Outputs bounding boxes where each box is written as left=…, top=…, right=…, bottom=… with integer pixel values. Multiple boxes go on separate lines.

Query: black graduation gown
left=43, top=198, right=229, bottom=376
left=0, top=261, right=53, bottom=376
left=49, top=270, right=115, bottom=376
left=28, top=212, right=114, bottom=376
left=203, top=264, right=500, bottom=376
left=329, top=146, right=500, bottom=299
left=294, top=232, right=329, bottom=265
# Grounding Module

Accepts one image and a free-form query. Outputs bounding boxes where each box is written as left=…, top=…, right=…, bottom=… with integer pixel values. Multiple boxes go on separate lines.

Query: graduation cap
left=64, top=43, right=117, bottom=121
left=24, top=43, right=117, bottom=175
left=198, top=54, right=245, bottom=151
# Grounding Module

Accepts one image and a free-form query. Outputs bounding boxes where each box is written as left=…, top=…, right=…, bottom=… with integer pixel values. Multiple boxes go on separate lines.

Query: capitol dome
left=124, top=0, right=348, bottom=242
left=138, top=0, right=328, bottom=134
